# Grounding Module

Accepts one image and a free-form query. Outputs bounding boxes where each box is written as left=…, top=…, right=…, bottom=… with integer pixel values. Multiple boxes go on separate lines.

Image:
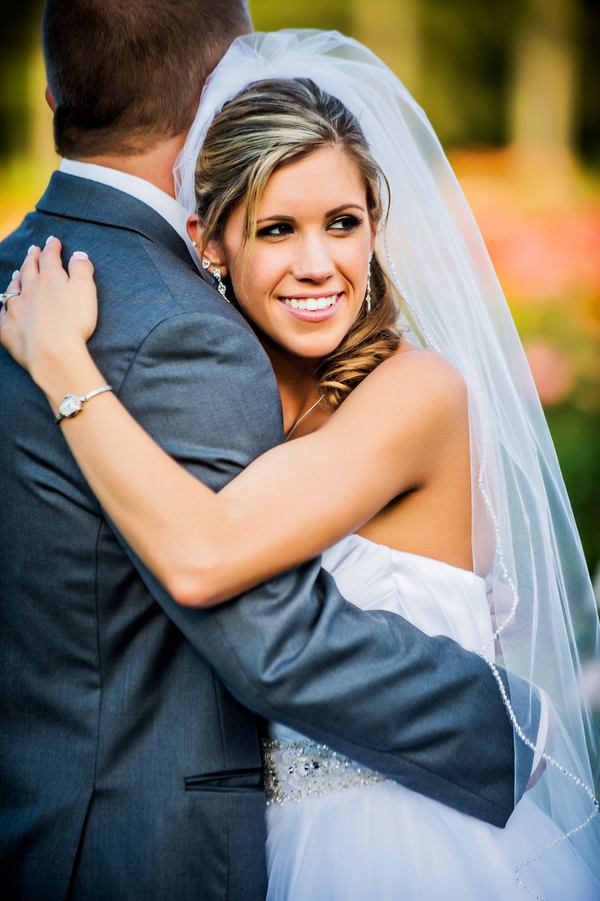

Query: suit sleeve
left=114, top=307, right=538, bottom=827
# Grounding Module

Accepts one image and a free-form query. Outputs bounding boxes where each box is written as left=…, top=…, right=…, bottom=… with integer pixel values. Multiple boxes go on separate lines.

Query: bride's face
left=211, top=146, right=374, bottom=361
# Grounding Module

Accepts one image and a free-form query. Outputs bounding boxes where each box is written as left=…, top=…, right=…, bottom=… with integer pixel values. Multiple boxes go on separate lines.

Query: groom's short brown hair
left=42, top=0, right=252, bottom=158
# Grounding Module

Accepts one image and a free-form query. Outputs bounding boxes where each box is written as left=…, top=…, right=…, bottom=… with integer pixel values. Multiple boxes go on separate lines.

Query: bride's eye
left=257, top=222, right=293, bottom=237
left=328, top=214, right=363, bottom=231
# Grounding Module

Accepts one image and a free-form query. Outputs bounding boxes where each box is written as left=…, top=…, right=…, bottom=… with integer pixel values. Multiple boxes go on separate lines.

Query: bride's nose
left=293, top=235, right=335, bottom=283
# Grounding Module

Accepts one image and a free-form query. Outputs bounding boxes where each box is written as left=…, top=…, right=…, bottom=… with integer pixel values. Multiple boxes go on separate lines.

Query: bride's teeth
left=283, top=294, right=338, bottom=310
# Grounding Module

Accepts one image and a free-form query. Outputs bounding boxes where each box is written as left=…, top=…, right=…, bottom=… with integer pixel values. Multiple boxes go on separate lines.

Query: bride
left=2, top=30, right=599, bottom=901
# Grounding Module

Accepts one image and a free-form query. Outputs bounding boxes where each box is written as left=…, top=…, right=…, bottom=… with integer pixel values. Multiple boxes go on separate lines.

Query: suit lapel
left=36, top=171, right=193, bottom=268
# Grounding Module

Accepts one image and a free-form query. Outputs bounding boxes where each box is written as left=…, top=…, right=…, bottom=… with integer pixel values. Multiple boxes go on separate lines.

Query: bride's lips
left=279, top=293, right=342, bottom=322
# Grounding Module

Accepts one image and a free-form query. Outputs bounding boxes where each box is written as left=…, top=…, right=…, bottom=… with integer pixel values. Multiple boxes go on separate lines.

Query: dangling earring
left=202, top=258, right=230, bottom=303
left=365, top=253, right=373, bottom=313
left=212, top=268, right=229, bottom=303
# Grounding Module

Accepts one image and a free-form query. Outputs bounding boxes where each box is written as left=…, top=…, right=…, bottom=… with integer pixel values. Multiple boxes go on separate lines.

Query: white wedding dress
left=264, top=534, right=600, bottom=901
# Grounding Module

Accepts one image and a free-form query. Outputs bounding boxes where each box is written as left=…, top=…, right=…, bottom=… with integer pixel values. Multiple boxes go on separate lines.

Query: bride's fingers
left=39, top=239, right=95, bottom=293
left=67, top=250, right=95, bottom=282
left=19, top=244, right=42, bottom=289
left=38, top=236, right=69, bottom=276
left=66, top=251, right=98, bottom=340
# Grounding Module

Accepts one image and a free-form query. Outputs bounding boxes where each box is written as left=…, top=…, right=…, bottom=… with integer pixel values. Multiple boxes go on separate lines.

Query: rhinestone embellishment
left=262, top=738, right=390, bottom=806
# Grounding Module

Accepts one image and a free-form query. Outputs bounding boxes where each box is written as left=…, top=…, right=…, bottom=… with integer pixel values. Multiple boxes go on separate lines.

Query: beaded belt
left=261, top=738, right=389, bottom=806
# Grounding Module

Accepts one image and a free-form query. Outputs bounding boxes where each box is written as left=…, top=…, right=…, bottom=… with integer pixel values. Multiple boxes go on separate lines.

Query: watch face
left=60, top=394, right=83, bottom=418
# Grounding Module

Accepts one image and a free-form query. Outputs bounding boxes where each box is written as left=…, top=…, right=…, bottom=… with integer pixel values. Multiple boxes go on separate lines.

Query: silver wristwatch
left=54, top=385, right=113, bottom=423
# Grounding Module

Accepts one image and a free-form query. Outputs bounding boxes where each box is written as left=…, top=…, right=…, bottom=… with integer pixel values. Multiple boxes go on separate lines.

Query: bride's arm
left=1, top=242, right=467, bottom=606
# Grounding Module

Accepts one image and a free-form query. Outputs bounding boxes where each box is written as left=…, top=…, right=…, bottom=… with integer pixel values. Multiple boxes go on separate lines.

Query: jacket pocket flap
left=185, top=766, right=263, bottom=791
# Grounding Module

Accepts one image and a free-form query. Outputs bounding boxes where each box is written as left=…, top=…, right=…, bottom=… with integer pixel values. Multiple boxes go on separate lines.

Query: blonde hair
left=195, top=78, right=401, bottom=409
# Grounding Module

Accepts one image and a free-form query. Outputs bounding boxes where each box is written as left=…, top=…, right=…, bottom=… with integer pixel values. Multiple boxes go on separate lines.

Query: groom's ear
left=45, top=86, right=56, bottom=113
left=186, top=214, right=201, bottom=250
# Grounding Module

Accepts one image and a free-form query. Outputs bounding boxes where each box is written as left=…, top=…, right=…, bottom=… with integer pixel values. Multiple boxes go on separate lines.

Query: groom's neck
left=74, top=131, right=189, bottom=198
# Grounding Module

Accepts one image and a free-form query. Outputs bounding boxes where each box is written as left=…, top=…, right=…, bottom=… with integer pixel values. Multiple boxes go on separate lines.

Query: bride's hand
left=0, top=238, right=97, bottom=385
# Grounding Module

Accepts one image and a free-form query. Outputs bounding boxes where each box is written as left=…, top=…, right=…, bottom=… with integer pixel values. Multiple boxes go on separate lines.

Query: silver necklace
left=284, top=395, right=324, bottom=442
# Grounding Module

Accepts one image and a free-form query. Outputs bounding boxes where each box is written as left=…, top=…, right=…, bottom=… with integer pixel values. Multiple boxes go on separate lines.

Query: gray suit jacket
left=0, top=173, right=538, bottom=901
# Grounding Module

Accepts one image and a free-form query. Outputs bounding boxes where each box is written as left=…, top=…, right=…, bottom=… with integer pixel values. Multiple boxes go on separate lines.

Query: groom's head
left=42, top=0, right=252, bottom=159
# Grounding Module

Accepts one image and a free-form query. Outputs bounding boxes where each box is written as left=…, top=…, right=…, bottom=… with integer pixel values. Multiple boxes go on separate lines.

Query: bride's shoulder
left=338, top=343, right=468, bottom=443
left=361, top=343, right=466, bottom=406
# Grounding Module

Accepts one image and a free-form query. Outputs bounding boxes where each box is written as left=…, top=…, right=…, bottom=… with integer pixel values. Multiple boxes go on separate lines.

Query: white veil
left=174, top=30, right=600, bottom=875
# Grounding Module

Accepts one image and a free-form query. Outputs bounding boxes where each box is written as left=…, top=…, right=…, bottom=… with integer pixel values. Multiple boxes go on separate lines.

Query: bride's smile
left=192, top=144, right=374, bottom=361
left=279, top=292, right=341, bottom=320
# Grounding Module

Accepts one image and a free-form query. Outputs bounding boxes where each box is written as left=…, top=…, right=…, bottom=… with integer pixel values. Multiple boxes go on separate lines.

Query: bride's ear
left=186, top=216, right=228, bottom=276
left=369, top=223, right=377, bottom=257
left=201, top=236, right=229, bottom=279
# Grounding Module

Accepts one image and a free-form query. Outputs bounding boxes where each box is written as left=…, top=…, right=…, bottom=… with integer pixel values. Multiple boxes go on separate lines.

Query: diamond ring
left=0, top=291, right=20, bottom=312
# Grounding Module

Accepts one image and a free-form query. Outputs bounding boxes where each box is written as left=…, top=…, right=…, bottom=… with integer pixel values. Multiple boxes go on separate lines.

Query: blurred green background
left=1, top=0, right=599, bottom=586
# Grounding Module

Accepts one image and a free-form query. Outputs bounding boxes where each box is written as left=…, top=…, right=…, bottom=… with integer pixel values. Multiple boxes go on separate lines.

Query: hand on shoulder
left=0, top=238, right=98, bottom=395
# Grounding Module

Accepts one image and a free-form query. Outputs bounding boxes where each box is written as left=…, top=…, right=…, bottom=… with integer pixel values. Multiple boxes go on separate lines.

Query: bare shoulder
left=383, top=345, right=464, bottom=390
left=322, top=346, right=469, bottom=469
left=346, top=346, right=467, bottom=420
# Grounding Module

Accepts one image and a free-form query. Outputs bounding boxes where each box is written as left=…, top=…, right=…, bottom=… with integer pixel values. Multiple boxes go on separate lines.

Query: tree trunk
left=351, top=0, right=421, bottom=96
left=509, top=0, right=578, bottom=150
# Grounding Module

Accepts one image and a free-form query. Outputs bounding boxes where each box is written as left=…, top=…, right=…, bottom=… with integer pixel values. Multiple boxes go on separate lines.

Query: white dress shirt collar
left=59, top=158, right=189, bottom=245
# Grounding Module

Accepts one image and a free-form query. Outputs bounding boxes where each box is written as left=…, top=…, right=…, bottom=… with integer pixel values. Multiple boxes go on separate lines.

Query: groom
left=0, top=2, right=540, bottom=899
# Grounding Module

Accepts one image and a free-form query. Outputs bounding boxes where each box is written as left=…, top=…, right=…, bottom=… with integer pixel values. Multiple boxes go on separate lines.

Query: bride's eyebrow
left=325, top=204, right=365, bottom=216
left=256, top=204, right=365, bottom=225
left=256, top=215, right=295, bottom=224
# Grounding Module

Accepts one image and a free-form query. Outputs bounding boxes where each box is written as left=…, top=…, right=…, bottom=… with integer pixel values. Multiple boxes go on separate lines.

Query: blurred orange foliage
left=450, top=145, right=600, bottom=410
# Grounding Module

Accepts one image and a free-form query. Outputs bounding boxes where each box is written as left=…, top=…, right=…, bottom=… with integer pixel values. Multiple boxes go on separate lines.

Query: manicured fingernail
left=72, top=251, right=89, bottom=260
left=12, top=271, right=20, bottom=279
left=45, top=235, right=55, bottom=245
left=27, top=245, right=36, bottom=253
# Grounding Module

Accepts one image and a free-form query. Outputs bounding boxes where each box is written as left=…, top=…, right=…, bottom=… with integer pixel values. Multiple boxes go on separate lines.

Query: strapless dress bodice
left=321, top=533, right=491, bottom=648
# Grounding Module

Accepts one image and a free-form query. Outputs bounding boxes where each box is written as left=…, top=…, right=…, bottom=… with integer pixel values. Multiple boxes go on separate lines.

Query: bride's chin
left=257, top=318, right=346, bottom=362
left=280, top=339, right=340, bottom=361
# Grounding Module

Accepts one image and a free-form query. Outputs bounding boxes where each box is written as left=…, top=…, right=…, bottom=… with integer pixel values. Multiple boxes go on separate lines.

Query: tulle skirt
left=266, top=779, right=600, bottom=901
